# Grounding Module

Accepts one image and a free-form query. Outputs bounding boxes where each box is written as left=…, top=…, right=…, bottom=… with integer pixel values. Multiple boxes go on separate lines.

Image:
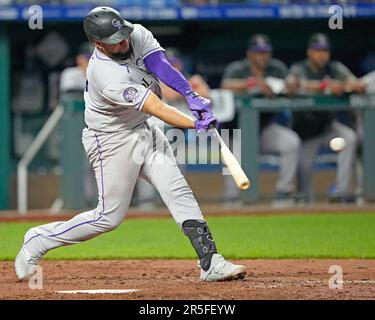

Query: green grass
left=1, top=213, right=375, bottom=260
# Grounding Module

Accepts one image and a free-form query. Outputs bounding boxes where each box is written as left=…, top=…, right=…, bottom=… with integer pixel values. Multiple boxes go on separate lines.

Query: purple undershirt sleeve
left=144, top=50, right=192, bottom=97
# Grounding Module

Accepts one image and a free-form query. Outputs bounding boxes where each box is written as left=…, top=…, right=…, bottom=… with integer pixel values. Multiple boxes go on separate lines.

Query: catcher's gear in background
left=83, top=6, right=134, bottom=44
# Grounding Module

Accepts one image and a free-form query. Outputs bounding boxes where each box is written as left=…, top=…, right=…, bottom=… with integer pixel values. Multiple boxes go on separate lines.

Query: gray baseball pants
left=23, top=121, right=203, bottom=257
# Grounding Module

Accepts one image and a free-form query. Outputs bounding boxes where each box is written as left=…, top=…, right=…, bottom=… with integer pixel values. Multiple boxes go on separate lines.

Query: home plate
left=55, top=289, right=140, bottom=294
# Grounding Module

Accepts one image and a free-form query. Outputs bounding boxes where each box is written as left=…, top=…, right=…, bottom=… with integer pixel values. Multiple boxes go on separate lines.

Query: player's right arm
left=99, top=81, right=215, bottom=130
left=142, top=92, right=195, bottom=129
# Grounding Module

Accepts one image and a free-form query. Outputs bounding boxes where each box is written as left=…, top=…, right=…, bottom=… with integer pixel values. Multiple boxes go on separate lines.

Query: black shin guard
left=182, top=220, right=218, bottom=271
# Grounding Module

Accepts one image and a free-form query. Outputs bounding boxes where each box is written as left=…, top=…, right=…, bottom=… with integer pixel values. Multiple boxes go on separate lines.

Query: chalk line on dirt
left=55, top=289, right=140, bottom=294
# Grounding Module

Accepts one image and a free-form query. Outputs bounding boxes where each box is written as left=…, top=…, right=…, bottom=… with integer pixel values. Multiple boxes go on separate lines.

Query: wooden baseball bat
left=211, top=128, right=251, bottom=190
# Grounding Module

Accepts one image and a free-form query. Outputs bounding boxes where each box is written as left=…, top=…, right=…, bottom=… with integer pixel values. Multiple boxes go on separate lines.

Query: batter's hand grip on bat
left=211, top=128, right=251, bottom=190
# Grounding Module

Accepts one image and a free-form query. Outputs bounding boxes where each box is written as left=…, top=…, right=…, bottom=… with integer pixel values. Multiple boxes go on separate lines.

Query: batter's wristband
left=184, top=90, right=198, bottom=99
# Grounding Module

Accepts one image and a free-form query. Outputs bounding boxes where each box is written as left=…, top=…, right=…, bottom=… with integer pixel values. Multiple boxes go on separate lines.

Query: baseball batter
left=15, top=7, right=246, bottom=282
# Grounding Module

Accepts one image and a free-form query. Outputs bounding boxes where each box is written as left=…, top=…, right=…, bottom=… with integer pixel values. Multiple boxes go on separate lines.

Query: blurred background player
left=60, top=42, right=96, bottom=208
left=221, top=34, right=301, bottom=206
left=287, top=33, right=365, bottom=203
left=59, top=43, right=93, bottom=95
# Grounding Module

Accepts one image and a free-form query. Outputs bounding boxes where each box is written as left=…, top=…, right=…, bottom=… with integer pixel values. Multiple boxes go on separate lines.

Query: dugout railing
left=16, top=94, right=375, bottom=213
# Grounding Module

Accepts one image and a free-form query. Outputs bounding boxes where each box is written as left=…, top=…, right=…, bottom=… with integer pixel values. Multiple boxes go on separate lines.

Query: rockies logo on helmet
left=112, top=19, right=123, bottom=30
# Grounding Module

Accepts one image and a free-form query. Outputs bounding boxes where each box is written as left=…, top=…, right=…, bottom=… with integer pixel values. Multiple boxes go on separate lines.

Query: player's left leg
left=15, top=128, right=145, bottom=281
left=139, top=123, right=246, bottom=281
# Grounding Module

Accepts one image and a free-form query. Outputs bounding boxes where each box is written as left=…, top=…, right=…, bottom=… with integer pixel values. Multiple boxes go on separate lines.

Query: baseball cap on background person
left=77, top=42, right=95, bottom=60
left=164, top=47, right=185, bottom=73
left=308, top=33, right=331, bottom=50
left=165, top=48, right=183, bottom=66
left=247, top=34, right=272, bottom=53
left=75, top=42, right=93, bottom=67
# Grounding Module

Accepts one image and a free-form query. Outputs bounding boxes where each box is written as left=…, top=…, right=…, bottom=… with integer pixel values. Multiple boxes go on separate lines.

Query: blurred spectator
left=356, top=69, right=375, bottom=143
left=287, top=33, right=364, bottom=203
left=361, top=68, right=375, bottom=95
left=221, top=34, right=301, bottom=206
left=350, top=67, right=375, bottom=202
left=60, top=42, right=96, bottom=208
left=60, top=42, right=93, bottom=94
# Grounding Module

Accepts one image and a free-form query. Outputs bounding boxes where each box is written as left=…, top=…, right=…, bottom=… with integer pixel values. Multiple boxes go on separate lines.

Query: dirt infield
left=1, top=259, right=374, bottom=300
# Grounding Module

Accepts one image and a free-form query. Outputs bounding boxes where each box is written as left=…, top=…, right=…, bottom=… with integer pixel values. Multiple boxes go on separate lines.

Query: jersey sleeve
left=60, top=68, right=84, bottom=93
left=288, top=63, right=306, bottom=79
left=101, top=82, right=152, bottom=111
left=271, top=59, right=288, bottom=78
left=331, top=61, right=356, bottom=81
left=362, top=70, right=375, bottom=94
left=59, top=69, right=71, bottom=93
left=138, top=25, right=164, bottom=59
left=221, top=61, right=245, bottom=80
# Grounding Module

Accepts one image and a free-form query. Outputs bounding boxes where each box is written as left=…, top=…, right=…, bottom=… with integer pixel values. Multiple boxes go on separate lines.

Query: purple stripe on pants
left=25, top=133, right=105, bottom=245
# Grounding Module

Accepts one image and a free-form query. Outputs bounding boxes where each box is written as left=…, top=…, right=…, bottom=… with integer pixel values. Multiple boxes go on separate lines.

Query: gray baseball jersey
left=84, top=24, right=163, bottom=132
left=22, top=24, right=203, bottom=258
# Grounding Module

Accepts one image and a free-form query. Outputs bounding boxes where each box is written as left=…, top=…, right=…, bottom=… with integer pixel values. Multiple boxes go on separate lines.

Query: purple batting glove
left=185, top=91, right=212, bottom=119
left=194, top=112, right=219, bottom=132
